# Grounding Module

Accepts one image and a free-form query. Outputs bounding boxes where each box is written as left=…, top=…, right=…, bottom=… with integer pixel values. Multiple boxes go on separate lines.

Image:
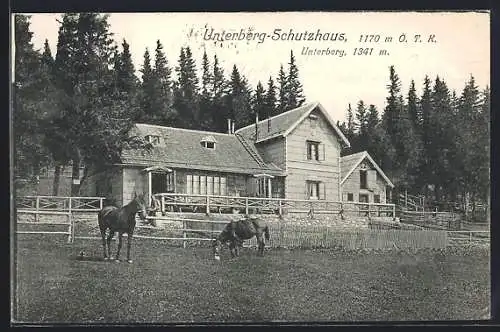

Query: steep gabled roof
left=235, top=102, right=350, bottom=147
left=340, top=151, right=394, bottom=188
left=120, top=124, right=284, bottom=176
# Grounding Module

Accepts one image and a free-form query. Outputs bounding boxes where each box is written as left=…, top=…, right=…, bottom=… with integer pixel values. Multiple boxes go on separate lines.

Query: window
left=146, top=135, right=160, bottom=145
left=307, top=141, right=321, bottom=161
left=374, top=194, right=381, bottom=203
left=347, top=193, right=354, bottom=201
left=307, top=181, right=325, bottom=200
left=200, top=135, right=216, bottom=149
left=186, top=174, right=227, bottom=196
left=360, top=170, right=367, bottom=189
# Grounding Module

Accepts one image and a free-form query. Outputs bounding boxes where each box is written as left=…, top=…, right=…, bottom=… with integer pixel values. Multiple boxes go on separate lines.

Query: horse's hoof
left=115, top=259, right=120, bottom=263
left=104, top=257, right=109, bottom=261
left=127, top=260, right=133, bottom=264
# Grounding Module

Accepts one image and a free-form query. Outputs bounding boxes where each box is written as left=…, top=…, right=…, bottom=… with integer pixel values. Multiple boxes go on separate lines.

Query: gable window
left=146, top=135, right=160, bottom=145
left=347, top=193, right=354, bottom=201
left=307, top=141, right=323, bottom=161
left=200, top=135, right=216, bottom=149
left=306, top=181, right=325, bottom=200
left=360, top=170, right=368, bottom=189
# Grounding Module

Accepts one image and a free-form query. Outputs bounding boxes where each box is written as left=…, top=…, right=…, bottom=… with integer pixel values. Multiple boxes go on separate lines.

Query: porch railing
left=153, top=193, right=396, bottom=218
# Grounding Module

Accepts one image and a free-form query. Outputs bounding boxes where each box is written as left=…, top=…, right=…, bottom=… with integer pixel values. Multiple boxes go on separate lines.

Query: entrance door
left=359, top=194, right=369, bottom=203
left=359, top=194, right=369, bottom=216
left=152, top=172, right=174, bottom=195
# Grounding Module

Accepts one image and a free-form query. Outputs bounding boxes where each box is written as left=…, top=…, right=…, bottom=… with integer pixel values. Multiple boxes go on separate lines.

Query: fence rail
left=155, top=193, right=396, bottom=218
left=16, top=209, right=73, bottom=243
left=16, top=196, right=105, bottom=212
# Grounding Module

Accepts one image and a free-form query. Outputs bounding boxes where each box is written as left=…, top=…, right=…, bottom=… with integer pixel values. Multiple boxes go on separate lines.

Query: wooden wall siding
left=341, top=162, right=388, bottom=203
left=285, top=167, right=340, bottom=201
left=122, top=168, right=144, bottom=205
left=285, top=108, right=341, bottom=201
left=256, top=137, right=286, bottom=169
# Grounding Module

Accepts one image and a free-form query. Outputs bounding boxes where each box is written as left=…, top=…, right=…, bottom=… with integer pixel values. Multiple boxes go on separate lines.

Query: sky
left=17, top=11, right=490, bottom=123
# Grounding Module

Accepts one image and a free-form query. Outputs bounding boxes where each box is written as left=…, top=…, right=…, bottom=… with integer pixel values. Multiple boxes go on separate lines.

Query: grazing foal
left=213, top=216, right=270, bottom=259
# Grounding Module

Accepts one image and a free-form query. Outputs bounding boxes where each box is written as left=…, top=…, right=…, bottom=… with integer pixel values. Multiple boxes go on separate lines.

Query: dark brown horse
left=98, top=193, right=147, bottom=263
left=213, top=216, right=270, bottom=259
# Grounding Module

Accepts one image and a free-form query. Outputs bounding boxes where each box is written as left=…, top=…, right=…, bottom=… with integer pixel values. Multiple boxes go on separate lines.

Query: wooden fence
left=154, top=193, right=396, bottom=218
left=400, top=210, right=462, bottom=230
left=16, top=196, right=105, bottom=212
left=66, top=215, right=448, bottom=250
left=447, top=230, right=490, bottom=245
left=16, top=211, right=490, bottom=249
left=16, top=209, right=73, bottom=243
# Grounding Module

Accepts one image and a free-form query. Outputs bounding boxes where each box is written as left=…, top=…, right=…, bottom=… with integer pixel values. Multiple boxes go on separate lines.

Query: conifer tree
left=229, top=65, right=252, bottom=128
left=210, top=54, right=228, bottom=132
left=252, top=81, right=266, bottom=120
left=139, top=48, right=154, bottom=122
left=13, top=15, right=53, bottom=186
left=199, top=50, right=213, bottom=130
left=355, top=100, right=368, bottom=152
left=286, top=50, right=305, bottom=109
left=407, top=80, right=421, bottom=131
left=264, top=76, right=277, bottom=118
left=276, top=64, right=288, bottom=115
left=174, top=46, right=199, bottom=129
left=151, top=40, right=175, bottom=125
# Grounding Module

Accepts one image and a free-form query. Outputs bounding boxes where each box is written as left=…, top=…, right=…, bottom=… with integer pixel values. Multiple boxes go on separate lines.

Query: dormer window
left=146, top=135, right=160, bottom=145
left=200, top=135, right=216, bottom=150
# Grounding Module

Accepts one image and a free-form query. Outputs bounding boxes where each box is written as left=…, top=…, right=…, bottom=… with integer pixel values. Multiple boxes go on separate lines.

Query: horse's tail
left=264, top=226, right=270, bottom=241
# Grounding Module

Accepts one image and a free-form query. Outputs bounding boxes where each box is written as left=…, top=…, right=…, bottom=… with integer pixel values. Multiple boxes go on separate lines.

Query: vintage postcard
left=11, top=11, right=491, bottom=325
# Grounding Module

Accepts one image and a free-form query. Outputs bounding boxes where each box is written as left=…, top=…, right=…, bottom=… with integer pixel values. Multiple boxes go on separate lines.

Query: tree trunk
left=52, top=164, right=62, bottom=196
left=71, top=149, right=82, bottom=196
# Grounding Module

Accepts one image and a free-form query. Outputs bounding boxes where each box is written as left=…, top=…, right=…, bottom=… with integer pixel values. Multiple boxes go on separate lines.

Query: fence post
left=161, top=196, right=165, bottom=214
left=206, top=195, right=210, bottom=215
left=393, top=204, right=396, bottom=219
left=67, top=212, right=74, bottom=244
left=68, top=197, right=72, bottom=215
left=99, top=197, right=103, bottom=210
left=469, top=231, right=472, bottom=244
left=245, top=197, right=249, bottom=215
left=35, top=196, right=40, bottom=223
left=183, top=219, right=187, bottom=249
left=278, top=199, right=282, bottom=217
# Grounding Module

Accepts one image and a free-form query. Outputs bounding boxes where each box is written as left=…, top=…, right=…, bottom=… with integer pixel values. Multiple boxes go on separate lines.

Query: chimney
left=231, top=120, right=235, bottom=134
left=227, top=119, right=231, bottom=134
left=255, top=113, right=259, bottom=140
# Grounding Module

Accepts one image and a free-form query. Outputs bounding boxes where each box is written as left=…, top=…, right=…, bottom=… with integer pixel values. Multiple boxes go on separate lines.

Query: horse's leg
left=229, top=241, right=236, bottom=258
left=256, top=233, right=264, bottom=256
left=100, top=227, right=108, bottom=260
left=115, top=232, right=123, bottom=262
left=126, top=232, right=133, bottom=263
left=106, top=230, right=114, bottom=259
